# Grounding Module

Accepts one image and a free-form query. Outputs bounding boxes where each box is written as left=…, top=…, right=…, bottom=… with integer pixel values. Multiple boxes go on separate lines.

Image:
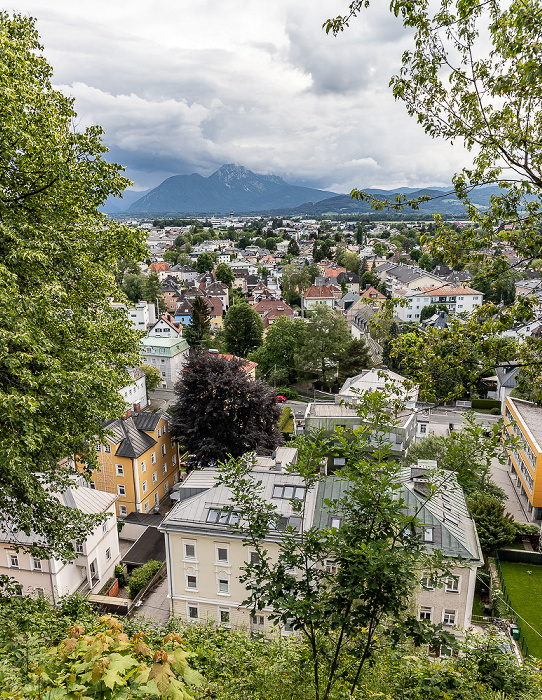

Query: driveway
left=136, top=575, right=171, bottom=624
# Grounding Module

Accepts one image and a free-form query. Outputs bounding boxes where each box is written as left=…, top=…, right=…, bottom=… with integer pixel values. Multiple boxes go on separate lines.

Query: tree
left=223, top=302, right=264, bottom=357
left=248, top=316, right=307, bottom=385
left=287, top=238, right=300, bottom=256
left=0, top=14, right=147, bottom=559
left=215, top=262, right=235, bottom=286
left=139, top=364, right=162, bottom=397
left=373, top=241, right=387, bottom=257
left=217, top=388, right=456, bottom=700
left=170, top=353, right=283, bottom=467
left=326, top=0, right=542, bottom=405
left=419, top=303, right=448, bottom=322
left=467, top=494, right=516, bottom=561
left=195, top=252, right=215, bottom=273
left=417, top=252, right=433, bottom=272
left=342, top=251, right=361, bottom=273
left=410, top=248, right=423, bottom=262
left=338, top=338, right=373, bottom=379
left=184, top=294, right=211, bottom=350
left=296, top=306, right=350, bottom=387
left=281, top=261, right=318, bottom=307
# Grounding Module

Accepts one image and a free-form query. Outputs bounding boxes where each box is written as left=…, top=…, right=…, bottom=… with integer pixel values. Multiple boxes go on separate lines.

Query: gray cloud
left=9, top=0, right=472, bottom=194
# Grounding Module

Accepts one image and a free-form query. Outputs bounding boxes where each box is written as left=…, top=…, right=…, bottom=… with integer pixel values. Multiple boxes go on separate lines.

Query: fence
left=494, top=552, right=531, bottom=658
left=498, top=549, right=542, bottom=565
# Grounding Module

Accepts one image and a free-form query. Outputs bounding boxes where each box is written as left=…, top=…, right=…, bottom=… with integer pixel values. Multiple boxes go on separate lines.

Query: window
left=423, top=528, right=434, bottom=542
left=164, top=481, right=169, bottom=493
left=419, top=424, right=427, bottom=434
left=172, top=454, right=177, bottom=466
left=329, top=516, right=343, bottom=529
left=206, top=508, right=239, bottom=525
left=419, top=606, right=432, bottom=621
left=142, top=480, right=148, bottom=494
left=326, top=560, right=338, bottom=574
left=217, top=547, right=229, bottom=563
left=219, top=609, right=231, bottom=627
left=157, top=428, right=161, bottom=438
left=96, top=444, right=101, bottom=452
left=272, top=485, right=305, bottom=500
left=76, top=541, right=84, bottom=554
left=9, top=554, right=19, bottom=568
left=152, top=471, right=158, bottom=484
left=163, top=422, right=168, bottom=433
left=154, top=492, right=159, bottom=506
left=163, top=462, right=167, bottom=474
left=118, top=484, right=126, bottom=496
left=106, top=548, right=111, bottom=561
left=420, top=576, right=434, bottom=590
left=35, top=588, right=45, bottom=598
left=443, top=609, right=456, bottom=626
left=218, top=579, right=229, bottom=593
left=187, top=575, right=197, bottom=589
left=161, top=444, right=167, bottom=456
left=249, top=551, right=260, bottom=565
left=184, top=543, right=196, bottom=559
left=251, top=614, right=265, bottom=627
left=102, top=521, right=108, bottom=533
left=32, top=558, right=42, bottom=571
left=141, top=461, right=146, bottom=474
left=90, top=481, right=96, bottom=489
left=188, top=605, right=199, bottom=620
left=445, top=577, right=459, bottom=593
left=144, top=501, right=150, bottom=513
left=104, top=444, right=111, bottom=453
left=151, top=452, right=156, bottom=465
left=116, top=464, right=124, bottom=476
left=283, top=620, right=295, bottom=633
left=119, top=505, right=127, bottom=516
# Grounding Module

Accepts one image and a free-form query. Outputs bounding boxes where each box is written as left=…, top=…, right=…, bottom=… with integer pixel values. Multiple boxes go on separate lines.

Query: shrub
left=128, top=560, right=162, bottom=599
left=490, top=407, right=501, bottom=415
left=115, top=564, right=125, bottom=587
left=471, top=398, right=501, bottom=410
left=275, top=386, right=298, bottom=400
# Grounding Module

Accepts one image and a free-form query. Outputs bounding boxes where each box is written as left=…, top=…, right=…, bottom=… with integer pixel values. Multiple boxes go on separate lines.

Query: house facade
left=503, top=397, right=542, bottom=522
left=393, top=286, right=483, bottom=322
left=0, top=486, right=120, bottom=600
left=93, top=411, right=180, bottom=517
left=140, top=314, right=189, bottom=389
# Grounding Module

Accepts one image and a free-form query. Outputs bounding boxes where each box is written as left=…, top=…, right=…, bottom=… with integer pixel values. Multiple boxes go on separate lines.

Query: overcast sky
left=9, top=1, right=471, bottom=194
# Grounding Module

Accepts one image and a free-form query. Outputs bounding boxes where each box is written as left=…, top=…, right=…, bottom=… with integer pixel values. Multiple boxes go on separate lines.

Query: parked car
left=276, top=395, right=287, bottom=403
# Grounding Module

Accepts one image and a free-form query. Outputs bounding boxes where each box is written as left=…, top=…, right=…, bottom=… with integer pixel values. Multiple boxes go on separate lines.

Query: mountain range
left=103, top=164, right=505, bottom=217
left=124, top=164, right=338, bottom=214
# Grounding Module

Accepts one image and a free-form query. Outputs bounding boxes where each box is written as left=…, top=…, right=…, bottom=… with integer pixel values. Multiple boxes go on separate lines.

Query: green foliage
left=337, top=337, right=373, bottom=379
left=140, top=363, right=162, bottom=397
left=215, top=262, right=235, bottom=286
left=296, top=306, right=351, bottom=386
left=249, top=316, right=307, bottom=385
left=287, top=238, right=300, bottom=256
left=0, top=13, right=147, bottom=558
left=128, top=560, right=162, bottom=599
left=184, top=295, right=211, bottom=350
left=223, top=302, right=264, bottom=357
left=275, top=386, right=298, bottom=400
left=468, top=494, right=516, bottom=558
left=471, top=399, right=501, bottom=410
left=195, top=252, right=216, bottom=273
left=281, top=261, right=320, bottom=306
left=114, top=564, right=125, bottom=588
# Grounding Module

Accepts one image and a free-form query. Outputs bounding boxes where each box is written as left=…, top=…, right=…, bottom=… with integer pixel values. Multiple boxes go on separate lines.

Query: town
left=2, top=3, right=542, bottom=700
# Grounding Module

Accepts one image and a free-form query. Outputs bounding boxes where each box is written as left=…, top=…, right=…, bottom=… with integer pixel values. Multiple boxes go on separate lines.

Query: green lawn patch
left=498, top=561, right=542, bottom=658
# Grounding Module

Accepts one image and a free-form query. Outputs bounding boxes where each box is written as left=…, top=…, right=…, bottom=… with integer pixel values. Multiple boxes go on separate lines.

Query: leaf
left=149, top=661, right=174, bottom=695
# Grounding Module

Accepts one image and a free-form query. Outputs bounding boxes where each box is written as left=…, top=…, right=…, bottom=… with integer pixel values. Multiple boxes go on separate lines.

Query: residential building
left=140, top=314, right=189, bottom=389
left=302, top=284, right=342, bottom=312
left=503, top=397, right=542, bottom=521
left=119, top=366, right=148, bottom=412
left=110, top=300, right=156, bottom=330
left=252, top=298, right=294, bottom=328
left=0, top=485, right=120, bottom=600
left=374, top=263, right=442, bottom=291
left=93, top=411, right=180, bottom=517
left=393, top=286, right=483, bottom=322
left=337, top=369, right=419, bottom=408
left=149, top=261, right=173, bottom=281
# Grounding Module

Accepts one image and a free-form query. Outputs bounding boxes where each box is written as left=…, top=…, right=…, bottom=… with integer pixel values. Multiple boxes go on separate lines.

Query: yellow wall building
left=504, top=397, right=542, bottom=521
left=93, top=411, right=180, bottom=517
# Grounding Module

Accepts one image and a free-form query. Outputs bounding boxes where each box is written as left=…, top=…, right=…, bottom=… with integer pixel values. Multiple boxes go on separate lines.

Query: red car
left=276, top=395, right=287, bottom=403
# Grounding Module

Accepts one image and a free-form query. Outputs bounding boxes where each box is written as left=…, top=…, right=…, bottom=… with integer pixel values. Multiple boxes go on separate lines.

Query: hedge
left=275, top=386, right=298, bottom=400
left=128, top=560, right=162, bottom=599
left=471, top=399, right=501, bottom=410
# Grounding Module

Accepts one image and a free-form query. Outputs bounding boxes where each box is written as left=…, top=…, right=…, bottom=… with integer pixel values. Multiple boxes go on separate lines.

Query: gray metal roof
left=105, top=415, right=158, bottom=459
left=496, top=363, right=520, bottom=389
left=133, top=411, right=166, bottom=432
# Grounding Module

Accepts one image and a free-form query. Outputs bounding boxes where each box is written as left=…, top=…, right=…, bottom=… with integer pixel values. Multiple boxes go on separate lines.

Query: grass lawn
left=499, top=561, right=542, bottom=658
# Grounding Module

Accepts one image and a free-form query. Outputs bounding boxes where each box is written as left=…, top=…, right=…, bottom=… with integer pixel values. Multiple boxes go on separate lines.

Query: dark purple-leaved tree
left=170, top=352, right=283, bottom=468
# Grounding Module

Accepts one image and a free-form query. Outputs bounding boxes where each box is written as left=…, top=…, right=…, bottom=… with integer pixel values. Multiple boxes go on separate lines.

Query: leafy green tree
left=217, top=388, right=456, bottom=700
left=287, top=238, right=300, bottom=256
left=171, top=352, right=282, bottom=468
left=139, top=364, right=162, bottom=397
left=419, top=304, right=448, bottom=322
left=467, top=494, right=516, bottom=560
left=410, top=248, right=423, bottom=262
left=0, top=13, right=147, bottom=559
left=184, top=294, right=211, bottom=350
left=223, top=302, right=264, bottom=357
left=373, top=241, right=387, bottom=257
left=121, top=272, right=146, bottom=303
left=342, top=251, right=361, bottom=273
left=215, top=262, right=235, bottom=286
left=281, top=261, right=318, bottom=307
left=338, top=338, right=373, bottom=379
left=195, top=252, right=215, bottom=273
left=417, top=252, right=433, bottom=272
left=296, top=306, right=350, bottom=386
left=249, top=316, right=307, bottom=385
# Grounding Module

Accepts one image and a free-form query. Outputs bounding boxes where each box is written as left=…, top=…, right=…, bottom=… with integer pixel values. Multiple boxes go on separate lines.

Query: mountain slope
left=128, top=164, right=339, bottom=213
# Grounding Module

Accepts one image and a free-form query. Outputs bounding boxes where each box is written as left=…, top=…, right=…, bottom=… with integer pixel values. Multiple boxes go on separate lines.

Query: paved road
left=135, top=575, right=171, bottom=624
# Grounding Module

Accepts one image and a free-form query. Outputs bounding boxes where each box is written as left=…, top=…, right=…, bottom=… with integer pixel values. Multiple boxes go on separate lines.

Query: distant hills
left=103, top=164, right=505, bottom=217
left=125, top=164, right=339, bottom=214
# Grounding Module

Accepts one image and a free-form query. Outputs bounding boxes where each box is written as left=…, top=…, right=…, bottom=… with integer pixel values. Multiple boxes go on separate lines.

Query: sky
left=8, top=1, right=472, bottom=195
